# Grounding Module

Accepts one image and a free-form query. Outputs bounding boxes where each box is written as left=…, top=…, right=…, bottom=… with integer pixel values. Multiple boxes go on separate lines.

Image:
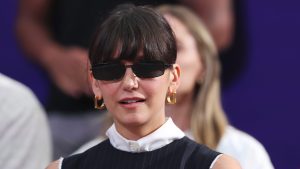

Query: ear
left=169, top=63, right=181, bottom=92
left=89, top=71, right=102, bottom=97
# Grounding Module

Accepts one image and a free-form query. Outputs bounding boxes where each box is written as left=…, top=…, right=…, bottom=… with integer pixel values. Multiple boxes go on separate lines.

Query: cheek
left=177, top=49, right=202, bottom=78
left=143, top=80, right=167, bottom=96
left=177, top=29, right=203, bottom=71
left=141, top=78, right=170, bottom=104
left=99, top=83, right=119, bottom=103
left=177, top=49, right=202, bottom=93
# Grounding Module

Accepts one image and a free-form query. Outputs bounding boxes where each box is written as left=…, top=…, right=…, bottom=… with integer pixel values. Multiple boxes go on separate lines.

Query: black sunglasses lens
left=133, top=62, right=165, bottom=78
left=92, top=63, right=125, bottom=81
left=93, top=62, right=170, bottom=81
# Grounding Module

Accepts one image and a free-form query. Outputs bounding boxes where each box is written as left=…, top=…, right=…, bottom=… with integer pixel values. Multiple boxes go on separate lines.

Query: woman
left=46, top=4, right=240, bottom=169
left=157, top=5, right=274, bottom=169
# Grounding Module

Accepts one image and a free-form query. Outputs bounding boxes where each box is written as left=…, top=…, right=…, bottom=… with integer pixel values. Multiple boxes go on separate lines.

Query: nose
left=122, top=67, right=138, bottom=90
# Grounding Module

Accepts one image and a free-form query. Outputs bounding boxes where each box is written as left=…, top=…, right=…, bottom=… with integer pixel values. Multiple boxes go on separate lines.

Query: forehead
left=164, top=15, right=189, bottom=39
left=112, top=46, right=144, bottom=62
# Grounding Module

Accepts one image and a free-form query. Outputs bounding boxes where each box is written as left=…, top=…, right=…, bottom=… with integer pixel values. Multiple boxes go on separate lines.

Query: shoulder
left=181, top=137, right=221, bottom=169
left=72, top=136, right=106, bottom=155
left=46, top=160, right=61, bottom=169
left=0, top=74, right=51, bottom=168
left=0, top=73, right=48, bottom=134
left=217, top=126, right=274, bottom=169
left=62, top=139, right=110, bottom=168
left=218, top=126, right=269, bottom=155
left=0, top=73, right=38, bottom=101
left=183, top=137, right=219, bottom=157
left=0, top=73, right=45, bottom=118
left=211, top=154, right=241, bottom=169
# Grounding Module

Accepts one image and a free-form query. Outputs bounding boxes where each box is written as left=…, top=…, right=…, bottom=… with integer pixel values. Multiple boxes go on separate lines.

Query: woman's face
left=91, top=59, right=180, bottom=138
left=164, top=15, right=203, bottom=98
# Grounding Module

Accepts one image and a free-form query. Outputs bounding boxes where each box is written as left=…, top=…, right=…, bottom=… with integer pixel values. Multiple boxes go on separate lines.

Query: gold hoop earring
left=94, top=96, right=105, bottom=109
left=166, top=91, right=176, bottom=104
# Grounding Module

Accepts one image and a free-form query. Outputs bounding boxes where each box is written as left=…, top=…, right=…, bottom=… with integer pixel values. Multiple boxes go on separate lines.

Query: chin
left=118, top=114, right=147, bottom=126
left=125, top=118, right=147, bottom=127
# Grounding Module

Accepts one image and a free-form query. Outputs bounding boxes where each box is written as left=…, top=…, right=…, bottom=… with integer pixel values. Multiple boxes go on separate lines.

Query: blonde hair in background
left=157, top=5, right=228, bottom=149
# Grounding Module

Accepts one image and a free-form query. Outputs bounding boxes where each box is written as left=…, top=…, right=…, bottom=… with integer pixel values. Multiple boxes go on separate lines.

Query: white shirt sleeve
left=0, top=74, right=52, bottom=169
left=216, top=126, right=274, bottom=169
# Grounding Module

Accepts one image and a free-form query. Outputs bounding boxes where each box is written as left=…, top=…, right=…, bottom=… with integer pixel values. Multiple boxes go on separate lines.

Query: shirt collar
left=106, top=118, right=185, bottom=153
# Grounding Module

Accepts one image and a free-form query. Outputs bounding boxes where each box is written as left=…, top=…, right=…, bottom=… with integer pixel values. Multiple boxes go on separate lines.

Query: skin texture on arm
left=45, top=160, right=59, bottom=169
left=16, top=0, right=91, bottom=97
left=181, top=0, right=234, bottom=50
left=212, top=154, right=241, bottom=169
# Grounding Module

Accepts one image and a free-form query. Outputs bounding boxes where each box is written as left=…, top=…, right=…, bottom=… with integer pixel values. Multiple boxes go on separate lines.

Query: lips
left=119, top=97, right=146, bottom=104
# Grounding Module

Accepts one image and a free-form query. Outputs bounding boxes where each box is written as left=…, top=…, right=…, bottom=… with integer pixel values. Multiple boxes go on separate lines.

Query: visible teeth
left=124, top=100, right=138, bottom=103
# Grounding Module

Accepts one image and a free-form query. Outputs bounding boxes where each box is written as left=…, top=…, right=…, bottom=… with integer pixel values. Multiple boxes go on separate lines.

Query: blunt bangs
left=89, top=4, right=177, bottom=66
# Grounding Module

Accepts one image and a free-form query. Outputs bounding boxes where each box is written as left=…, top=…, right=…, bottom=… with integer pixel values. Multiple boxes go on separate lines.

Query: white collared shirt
left=106, top=118, right=185, bottom=152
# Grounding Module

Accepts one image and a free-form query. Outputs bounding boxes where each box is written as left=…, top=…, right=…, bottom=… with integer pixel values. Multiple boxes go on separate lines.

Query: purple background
left=1, top=0, right=299, bottom=168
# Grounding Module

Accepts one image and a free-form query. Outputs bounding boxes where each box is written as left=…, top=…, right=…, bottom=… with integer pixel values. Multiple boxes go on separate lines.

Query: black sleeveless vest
left=62, top=136, right=220, bottom=169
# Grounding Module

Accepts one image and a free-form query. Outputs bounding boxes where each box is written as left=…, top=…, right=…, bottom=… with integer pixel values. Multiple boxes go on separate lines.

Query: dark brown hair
left=89, top=4, right=177, bottom=65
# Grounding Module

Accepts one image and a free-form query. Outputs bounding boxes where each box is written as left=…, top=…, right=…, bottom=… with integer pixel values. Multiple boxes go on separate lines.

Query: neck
left=166, top=92, right=193, bottom=131
left=114, top=115, right=166, bottom=141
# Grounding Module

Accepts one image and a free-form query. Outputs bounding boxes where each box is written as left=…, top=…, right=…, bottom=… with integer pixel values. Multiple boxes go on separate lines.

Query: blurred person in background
left=15, top=0, right=240, bottom=159
left=0, top=73, right=52, bottom=169
left=158, top=5, right=273, bottom=169
left=181, top=0, right=248, bottom=89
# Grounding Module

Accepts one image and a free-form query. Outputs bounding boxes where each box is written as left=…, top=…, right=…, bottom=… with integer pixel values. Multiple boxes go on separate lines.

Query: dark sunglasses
left=91, top=61, right=173, bottom=81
